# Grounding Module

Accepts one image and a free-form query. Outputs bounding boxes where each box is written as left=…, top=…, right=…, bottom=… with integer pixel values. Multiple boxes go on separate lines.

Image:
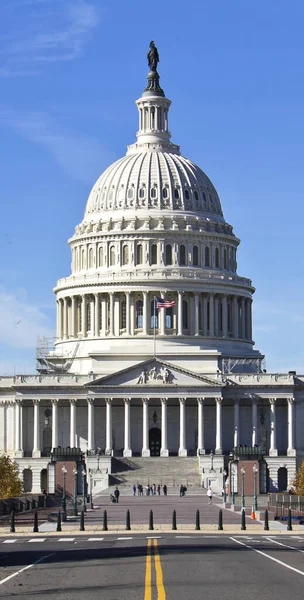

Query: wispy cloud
left=1, top=0, right=99, bottom=76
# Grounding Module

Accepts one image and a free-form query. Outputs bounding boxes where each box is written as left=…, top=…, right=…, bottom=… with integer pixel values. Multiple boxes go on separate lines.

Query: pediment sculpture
left=137, top=365, right=174, bottom=385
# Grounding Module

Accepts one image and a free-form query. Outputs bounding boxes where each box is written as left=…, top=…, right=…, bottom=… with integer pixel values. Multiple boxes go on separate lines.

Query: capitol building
left=0, top=44, right=303, bottom=496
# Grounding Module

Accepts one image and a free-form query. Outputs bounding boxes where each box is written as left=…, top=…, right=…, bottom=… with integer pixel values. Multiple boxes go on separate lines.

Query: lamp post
left=82, top=469, right=87, bottom=512
left=253, top=464, right=258, bottom=513
left=223, top=469, right=227, bottom=503
left=61, top=465, right=67, bottom=522
left=73, top=467, right=78, bottom=516
left=241, top=466, right=245, bottom=510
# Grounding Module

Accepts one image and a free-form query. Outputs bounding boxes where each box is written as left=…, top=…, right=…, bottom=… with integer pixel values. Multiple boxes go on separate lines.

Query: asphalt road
left=0, top=534, right=303, bottom=599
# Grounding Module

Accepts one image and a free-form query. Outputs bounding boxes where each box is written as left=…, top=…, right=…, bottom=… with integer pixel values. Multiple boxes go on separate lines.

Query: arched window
left=165, top=244, right=172, bottom=266
left=109, top=246, right=115, bottom=266
left=163, top=187, right=168, bottom=199
left=193, top=245, right=199, bottom=266
left=205, top=246, right=210, bottom=267
left=88, top=248, right=93, bottom=268
left=98, top=247, right=104, bottom=267
left=151, top=244, right=157, bottom=265
left=136, top=300, right=143, bottom=328
left=224, top=248, right=227, bottom=269
left=182, top=300, right=188, bottom=329
left=122, top=245, right=129, bottom=265
left=127, top=188, right=134, bottom=200
left=120, top=299, right=126, bottom=329
left=139, top=187, right=145, bottom=199
left=185, top=189, right=189, bottom=200
left=166, top=307, right=173, bottom=329
left=194, top=191, right=199, bottom=201
left=179, top=244, right=186, bottom=266
left=151, top=187, right=157, bottom=199
left=215, top=247, right=220, bottom=268
left=150, top=299, right=158, bottom=329
left=136, top=244, right=143, bottom=265
left=203, top=192, right=207, bottom=203
left=174, top=188, right=179, bottom=199
left=81, top=248, right=85, bottom=270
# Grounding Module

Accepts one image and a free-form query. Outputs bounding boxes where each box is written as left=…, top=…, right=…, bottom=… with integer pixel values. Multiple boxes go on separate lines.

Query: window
left=120, top=300, right=126, bottom=329
left=122, top=245, right=129, bottom=265
left=139, top=187, right=145, bottom=199
left=174, top=188, right=179, bottom=199
left=193, top=245, right=199, bottom=266
left=203, top=192, right=207, bottom=203
left=205, top=246, right=210, bottom=267
left=136, top=244, right=143, bottom=265
left=99, top=247, right=104, bottom=267
left=215, top=247, right=220, bottom=268
left=194, top=191, right=199, bottom=201
left=166, top=307, right=173, bottom=329
left=81, top=249, right=85, bottom=270
left=163, top=188, right=168, bottom=199
left=179, top=244, right=186, bottom=266
left=151, top=299, right=158, bottom=329
left=88, top=248, right=93, bottom=268
left=182, top=300, right=188, bottom=329
left=151, top=187, right=157, bottom=199
left=209, top=193, right=213, bottom=203
left=136, top=300, right=143, bottom=328
left=165, top=244, right=172, bottom=265
left=151, top=244, right=157, bottom=265
left=109, top=246, right=115, bottom=266
left=185, top=189, right=189, bottom=200
left=127, top=188, right=134, bottom=199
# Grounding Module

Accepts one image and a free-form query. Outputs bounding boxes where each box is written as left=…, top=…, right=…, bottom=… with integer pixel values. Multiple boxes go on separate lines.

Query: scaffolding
left=222, top=357, right=266, bottom=374
left=36, top=336, right=82, bottom=374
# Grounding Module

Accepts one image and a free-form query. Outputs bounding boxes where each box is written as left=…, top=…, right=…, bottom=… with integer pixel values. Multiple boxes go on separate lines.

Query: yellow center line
left=144, top=538, right=152, bottom=600
left=154, top=539, right=166, bottom=600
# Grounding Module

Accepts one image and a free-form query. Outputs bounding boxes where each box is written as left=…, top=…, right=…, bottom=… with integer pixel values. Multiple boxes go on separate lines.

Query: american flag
left=156, top=296, right=176, bottom=308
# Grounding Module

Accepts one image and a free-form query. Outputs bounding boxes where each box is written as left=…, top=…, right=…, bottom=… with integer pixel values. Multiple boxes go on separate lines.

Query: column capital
left=15, top=398, right=23, bottom=406
left=87, top=397, right=95, bottom=405
left=179, top=397, right=187, bottom=405
left=234, top=398, right=240, bottom=405
left=33, top=399, right=40, bottom=406
left=69, top=399, right=77, bottom=406
left=105, top=397, right=113, bottom=405
left=51, top=399, right=59, bottom=406
left=269, top=397, right=276, bottom=405
left=161, top=397, right=168, bottom=405
left=124, top=397, right=132, bottom=405
left=287, top=397, right=295, bottom=404
left=215, top=396, right=223, bottom=405
left=197, top=397, right=205, bottom=405
left=142, top=397, right=149, bottom=405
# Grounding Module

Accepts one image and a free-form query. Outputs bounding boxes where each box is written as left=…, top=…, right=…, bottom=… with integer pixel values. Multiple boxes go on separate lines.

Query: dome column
left=71, top=296, right=76, bottom=337
left=203, top=295, right=208, bottom=336
left=56, top=300, right=61, bottom=340
left=109, top=293, right=114, bottom=336
left=240, top=298, right=246, bottom=339
left=143, top=291, right=148, bottom=335
left=194, top=293, right=199, bottom=336
left=209, top=294, right=215, bottom=336
left=232, top=296, right=239, bottom=338
left=177, top=291, right=183, bottom=336
left=63, top=298, right=68, bottom=340
left=245, top=299, right=251, bottom=340
left=126, top=292, right=131, bottom=335
left=101, top=296, right=106, bottom=337
left=214, top=296, right=219, bottom=336
left=94, top=293, right=100, bottom=337
left=222, top=296, right=228, bottom=337
left=81, top=296, right=86, bottom=337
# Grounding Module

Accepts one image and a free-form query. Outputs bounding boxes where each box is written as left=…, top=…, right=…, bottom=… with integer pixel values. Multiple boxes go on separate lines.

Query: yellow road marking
left=144, top=538, right=152, bottom=600
left=154, top=539, right=166, bottom=600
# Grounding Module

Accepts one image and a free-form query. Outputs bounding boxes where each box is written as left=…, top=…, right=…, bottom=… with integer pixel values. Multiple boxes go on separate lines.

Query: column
left=197, top=397, right=205, bottom=455
left=252, top=398, right=258, bottom=446
left=245, top=299, right=251, bottom=340
left=105, top=398, right=113, bottom=454
left=222, top=296, right=228, bottom=337
left=101, top=296, right=106, bottom=336
left=94, top=293, right=100, bottom=337
left=232, top=296, right=239, bottom=338
left=177, top=291, right=183, bottom=336
left=214, top=296, right=219, bottom=336
left=215, top=397, right=223, bottom=454
left=126, top=292, right=131, bottom=335
left=62, top=297, right=67, bottom=339
left=81, top=295, right=86, bottom=336
left=287, top=397, right=296, bottom=456
left=143, top=291, right=148, bottom=335
left=209, top=293, right=215, bottom=336
left=234, top=399, right=240, bottom=448
left=14, top=400, right=23, bottom=457
left=32, top=399, right=41, bottom=457
left=51, top=399, right=58, bottom=450
left=109, top=293, right=114, bottom=336
left=123, top=398, right=132, bottom=457
left=269, top=398, right=278, bottom=456
left=130, top=294, right=135, bottom=335
left=71, top=296, right=76, bottom=337
left=159, top=293, right=166, bottom=335
left=203, top=295, right=208, bottom=336
left=194, top=293, right=199, bottom=336
left=142, top=398, right=150, bottom=457
left=160, top=398, right=169, bottom=457
left=70, top=399, right=77, bottom=448
left=240, top=298, right=246, bottom=339
left=56, top=300, right=60, bottom=339
left=178, top=397, right=187, bottom=456
left=87, top=398, right=95, bottom=451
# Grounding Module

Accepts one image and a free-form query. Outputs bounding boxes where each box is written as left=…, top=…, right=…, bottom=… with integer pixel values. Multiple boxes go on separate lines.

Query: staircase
left=96, top=457, right=203, bottom=496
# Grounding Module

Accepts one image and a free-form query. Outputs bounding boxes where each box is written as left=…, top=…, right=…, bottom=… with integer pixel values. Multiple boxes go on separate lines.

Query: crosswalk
left=1, top=535, right=304, bottom=544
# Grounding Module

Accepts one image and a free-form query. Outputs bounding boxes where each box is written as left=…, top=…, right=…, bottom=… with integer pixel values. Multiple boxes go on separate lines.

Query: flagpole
left=153, top=295, right=156, bottom=358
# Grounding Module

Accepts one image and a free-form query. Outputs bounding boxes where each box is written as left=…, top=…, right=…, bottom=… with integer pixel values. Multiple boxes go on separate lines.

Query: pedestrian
left=163, top=484, right=167, bottom=496
left=207, top=487, right=213, bottom=504
left=153, top=483, right=156, bottom=496
left=133, top=484, right=136, bottom=496
left=114, top=486, right=120, bottom=503
left=145, top=485, right=149, bottom=496
left=180, top=484, right=184, bottom=497
left=157, top=484, right=161, bottom=495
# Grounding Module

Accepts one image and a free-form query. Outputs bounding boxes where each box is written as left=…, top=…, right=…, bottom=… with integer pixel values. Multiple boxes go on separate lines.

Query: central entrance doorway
left=149, top=427, right=161, bottom=456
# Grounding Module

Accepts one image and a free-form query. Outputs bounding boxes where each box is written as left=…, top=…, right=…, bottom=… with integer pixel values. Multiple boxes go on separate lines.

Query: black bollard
left=195, top=509, right=200, bottom=531
left=33, top=510, right=39, bottom=533
left=172, top=509, right=177, bottom=531
left=103, top=509, right=108, bottom=531
left=218, top=509, right=223, bottom=531
left=241, top=508, right=246, bottom=531
left=149, top=509, right=154, bottom=531
left=80, top=509, right=85, bottom=531
left=264, top=509, right=269, bottom=531
left=287, top=508, right=292, bottom=531
left=56, top=510, right=62, bottom=532
left=10, top=508, right=15, bottom=534
left=126, top=509, right=131, bottom=531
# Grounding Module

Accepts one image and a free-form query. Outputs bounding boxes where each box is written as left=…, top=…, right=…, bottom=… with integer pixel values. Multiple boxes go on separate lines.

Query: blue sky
left=0, top=0, right=304, bottom=374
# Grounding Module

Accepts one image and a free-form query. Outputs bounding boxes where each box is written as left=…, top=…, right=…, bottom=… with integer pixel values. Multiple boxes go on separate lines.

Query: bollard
left=80, top=509, right=85, bottom=531
left=56, top=510, right=62, bottom=532
left=195, top=509, right=200, bottom=531
left=33, top=510, right=39, bottom=533
left=172, top=509, right=177, bottom=531
left=218, top=509, right=223, bottom=531
left=149, top=509, right=154, bottom=531
left=126, top=509, right=131, bottom=531
left=103, top=509, right=108, bottom=531
left=241, top=508, right=246, bottom=531
left=287, top=508, right=292, bottom=531
left=10, top=508, right=15, bottom=534
left=264, top=509, right=269, bottom=531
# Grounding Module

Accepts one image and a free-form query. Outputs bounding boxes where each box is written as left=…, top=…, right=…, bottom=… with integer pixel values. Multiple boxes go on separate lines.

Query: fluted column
left=51, top=399, right=58, bottom=450
left=194, top=293, right=199, bottom=336
left=245, top=299, right=251, bottom=340
left=234, top=399, right=239, bottom=448
left=209, top=293, right=215, bottom=336
left=252, top=398, right=258, bottom=446
left=81, top=295, right=86, bottom=336
left=109, top=293, right=114, bottom=336
left=222, top=296, right=228, bottom=337
left=287, top=397, right=296, bottom=456
left=87, top=398, right=95, bottom=451
left=240, top=298, right=246, bottom=339
left=142, top=398, right=150, bottom=457
left=203, top=295, right=208, bottom=336
left=130, top=295, right=135, bottom=335
left=70, top=399, right=77, bottom=448
left=94, top=293, right=100, bottom=337
left=232, top=296, right=239, bottom=338
left=178, top=397, right=187, bottom=456
left=214, top=296, right=219, bottom=336
left=63, top=297, right=68, bottom=339
left=123, top=398, right=132, bottom=457
left=101, top=296, right=106, bottom=336
left=71, top=296, right=76, bottom=337
left=126, top=292, right=131, bottom=335
left=32, top=399, right=41, bottom=457
left=215, top=397, right=223, bottom=454
left=197, top=397, right=205, bottom=455
left=160, top=398, right=169, bottom=457
left=177, top=291, right=183, bottom=336
left=143, top=291, right=148, bottom=335
left=56, top=300, right=61, bottom=339
left=269, top=398, right=278, bottom=456
left=105, top=398, right=113, bottom=454
left=14, top=399, right=23, bottom=457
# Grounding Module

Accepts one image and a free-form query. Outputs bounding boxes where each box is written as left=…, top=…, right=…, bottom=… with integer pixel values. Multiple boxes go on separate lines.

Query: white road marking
left=231, top=537, right=304, bottom=576
left=28, top=538, right=46, bottom=543
left=266, top=537, right=304, bottom=554
left=3, top=540, right=16, bottom=544
left=87, top=538, right=104, bottom=541
left=175, top=536, right=194, bottom=538
left=58, top=538, right=75, bottom=542
left=0, top=552, right=55, bottom=586
left=146, top=536, right=162, bottom=539
left=117, top=537, right=133, bottom=540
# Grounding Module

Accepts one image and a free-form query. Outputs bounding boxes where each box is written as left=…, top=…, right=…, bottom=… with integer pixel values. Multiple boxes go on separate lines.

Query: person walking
left=132, top=484, right=136, bottom=496
left=114, top=487, right=120, bottom=503
left=157, top=484, right=161, bottom=496
left=207, top=487, right=213, bottom=504
left=163, top=484, right=167, bottom=496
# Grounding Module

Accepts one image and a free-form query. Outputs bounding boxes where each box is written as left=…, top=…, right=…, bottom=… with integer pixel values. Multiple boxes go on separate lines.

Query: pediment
left=86, top=358, right=219, bottom=388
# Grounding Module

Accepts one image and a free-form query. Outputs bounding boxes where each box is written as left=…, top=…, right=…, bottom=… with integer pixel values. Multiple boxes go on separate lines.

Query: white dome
left=84, top=151, right=223, bottom=220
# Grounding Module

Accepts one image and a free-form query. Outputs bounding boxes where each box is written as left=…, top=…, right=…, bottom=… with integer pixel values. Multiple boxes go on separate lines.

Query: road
left=0, top=534, right=303, bottom=599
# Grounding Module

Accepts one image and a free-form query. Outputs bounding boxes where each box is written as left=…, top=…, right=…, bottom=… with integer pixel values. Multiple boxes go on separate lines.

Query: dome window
left=139, top=187, right=145, bottom=199
left=203, top=192, right=207, bottom=203
left=151, top=244, right=157, bottom=265
left=99, top=247, right=104, bottom=267
left=165, top=244, right=172, bottom=266
left=136, top=300, right=143, bottom=328
left=194, top=191, right=199, bottom=201
left=109, top=246, right=115, bottom=266
left=136, top=244, right=143, bottom=265
left=122, top=245, right=129, bottom=265
left=179, top=244, right=186, bottom=266
left=151, top=187, right=157, bottom=199
left=193, top=245, right=199, bottom=266
left=215, top=247, right=220, bottom=268
left=163, top=188, right=168, bottom=199
left=127, top=188, right=134, bottom=200
left=182, top=300, right=189, bottom=330
left=174, top=188, right=179, bottom=199
left=185, top=189, right=189, bottom=200
left=209, top=193, right=213, bottom=203
left=205, top=246, right=210, bottom=267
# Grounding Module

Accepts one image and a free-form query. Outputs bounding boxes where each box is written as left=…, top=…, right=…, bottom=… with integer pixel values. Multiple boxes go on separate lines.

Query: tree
left=0, top=454, right=22, bottom=498
left=292, top=460, right=304, bottom=496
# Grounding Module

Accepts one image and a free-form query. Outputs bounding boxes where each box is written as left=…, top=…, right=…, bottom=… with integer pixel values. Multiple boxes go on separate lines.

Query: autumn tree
left=0, top=454, right=22, bottom=498
left=292, top=460, right=304, bottom=496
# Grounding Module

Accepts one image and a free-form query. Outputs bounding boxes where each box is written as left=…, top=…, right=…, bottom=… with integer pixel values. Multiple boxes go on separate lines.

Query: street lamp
left=253, top=464, right=258, bottom=513
left=223, top=469, right=227, bottom=503
left=73, top=467, right=78, bottom=516
left=82, top=469, right=87, bottom=512
left=241, top=466, right=245, bottom=510
left=61, top=465, right=67, bottom=522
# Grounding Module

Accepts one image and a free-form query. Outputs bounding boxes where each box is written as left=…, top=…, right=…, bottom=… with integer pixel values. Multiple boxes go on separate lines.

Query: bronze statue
left=147, top=40, right=159, bottom=71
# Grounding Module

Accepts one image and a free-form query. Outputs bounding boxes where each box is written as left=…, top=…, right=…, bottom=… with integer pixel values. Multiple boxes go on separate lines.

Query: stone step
left=109, top=456, right=201, bottom=488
